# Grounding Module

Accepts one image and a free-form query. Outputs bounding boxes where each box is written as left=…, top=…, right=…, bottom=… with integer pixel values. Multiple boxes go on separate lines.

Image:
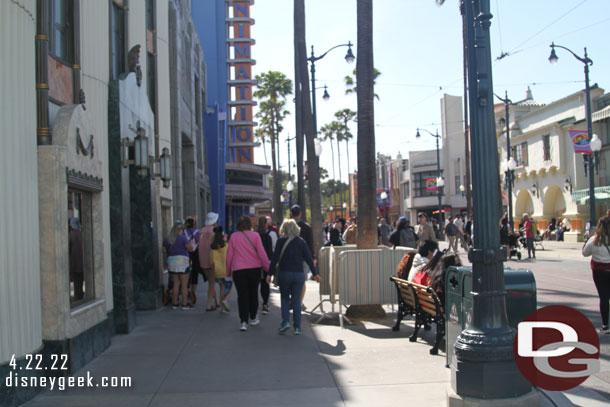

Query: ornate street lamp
left=548, top=42, right=598, bottom=228
left=308, top=42, right=355, bottom=137
left=416, top=128, right=444, bottom=228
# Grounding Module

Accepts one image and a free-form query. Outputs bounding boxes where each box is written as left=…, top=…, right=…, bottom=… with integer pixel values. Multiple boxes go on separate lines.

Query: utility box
left=445, top=266, right=536, bottom=367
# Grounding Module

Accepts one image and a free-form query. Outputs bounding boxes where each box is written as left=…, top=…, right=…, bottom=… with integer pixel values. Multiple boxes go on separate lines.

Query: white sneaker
left=598, top=325, right=610, bottom=334
left=249, top=318, right=260, bottom=326
left=240, top=322, right=248, bottom=331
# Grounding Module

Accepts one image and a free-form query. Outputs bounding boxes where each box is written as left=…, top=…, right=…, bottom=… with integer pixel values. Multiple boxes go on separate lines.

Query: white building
left=496, top=86, right=608, bottom=242
left=401, top=94, right=467, bottom=223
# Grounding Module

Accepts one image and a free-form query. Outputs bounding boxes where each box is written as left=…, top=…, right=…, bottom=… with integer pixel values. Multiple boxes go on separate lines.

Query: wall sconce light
left=122, top=120, right=149, bottom=178
left=151, top=146, right=172, bottom=188
left=530, top=183, right=539, bottom=197
left=459, top=184, right=465, bottom=196
left=563, top=176, right=572, bottom=193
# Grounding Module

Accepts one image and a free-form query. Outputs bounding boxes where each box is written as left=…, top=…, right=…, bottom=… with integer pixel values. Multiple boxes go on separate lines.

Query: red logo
left=514, top=305, right=600, bottom=391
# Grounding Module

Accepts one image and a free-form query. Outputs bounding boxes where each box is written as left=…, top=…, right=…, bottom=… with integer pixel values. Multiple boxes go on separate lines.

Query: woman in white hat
left=198, top=212, right=219, bottom=311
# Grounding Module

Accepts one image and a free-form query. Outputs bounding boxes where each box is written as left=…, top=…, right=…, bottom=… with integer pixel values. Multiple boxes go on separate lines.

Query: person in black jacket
left=257, top=216, right=273, bottom=314
left=266, top=219, right=321, bottom=334
left=290, top=205, right=314, bottom=310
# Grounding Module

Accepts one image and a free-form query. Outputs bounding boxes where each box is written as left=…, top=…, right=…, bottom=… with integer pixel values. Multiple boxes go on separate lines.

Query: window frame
left=48, top=0, right=75, bottom=65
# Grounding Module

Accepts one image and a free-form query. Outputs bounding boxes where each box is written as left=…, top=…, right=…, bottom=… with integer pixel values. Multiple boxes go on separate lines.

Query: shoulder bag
left=272, top=237, right=295, bottom=287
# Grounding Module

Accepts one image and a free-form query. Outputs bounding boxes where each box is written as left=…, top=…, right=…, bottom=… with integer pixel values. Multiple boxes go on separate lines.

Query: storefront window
left=68, top=189, right=95, bottom=306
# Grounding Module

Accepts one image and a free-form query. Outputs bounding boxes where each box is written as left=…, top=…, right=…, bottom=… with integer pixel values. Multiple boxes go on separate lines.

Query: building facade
left=496, top=86, right=608, bottom=241
left=0, top=1, right=210, bottom=404
left=402, top=94, right=467, bottom=223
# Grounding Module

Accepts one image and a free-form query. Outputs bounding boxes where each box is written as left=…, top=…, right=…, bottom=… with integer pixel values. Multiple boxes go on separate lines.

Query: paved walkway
left=23, top=251, right=607, bottom=407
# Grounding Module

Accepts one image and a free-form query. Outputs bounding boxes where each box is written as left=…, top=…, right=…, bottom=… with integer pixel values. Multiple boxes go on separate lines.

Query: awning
left=593, top=105, right=610, bottom=122
left=577, top=192, right=610, bottom=205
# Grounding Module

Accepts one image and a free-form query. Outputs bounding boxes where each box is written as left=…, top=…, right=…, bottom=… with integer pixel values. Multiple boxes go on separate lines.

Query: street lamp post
left=494, top=91, right=515, bottom=230
left=342, top=202, right=347, bottom=220
left=308, top=42, right=355, bottom=138
left=447, top=0, right=532, bottom=401
left=416, top=128, right=444, bottom=229
left=549, top=42, right=601, bottom=230
left=286, top=180, right=294, bottom=208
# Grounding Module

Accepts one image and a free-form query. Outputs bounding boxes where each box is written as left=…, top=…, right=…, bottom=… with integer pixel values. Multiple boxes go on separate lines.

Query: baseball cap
left=290, top=205, right=301, bottom=216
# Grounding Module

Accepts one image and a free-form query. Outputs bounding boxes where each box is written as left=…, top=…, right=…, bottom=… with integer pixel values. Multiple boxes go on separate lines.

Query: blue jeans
left=278, top=271, right=306, bottom=329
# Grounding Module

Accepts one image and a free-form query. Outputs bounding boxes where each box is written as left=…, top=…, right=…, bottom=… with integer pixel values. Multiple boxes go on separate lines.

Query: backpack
left=447, top=223, right=458, bottom=236
left=399, top=228, right=417, bottom=248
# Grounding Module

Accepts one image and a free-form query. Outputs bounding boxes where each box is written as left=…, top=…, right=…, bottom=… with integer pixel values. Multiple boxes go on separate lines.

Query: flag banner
left=426, top=177, right=438, bottom=191
left=281, top=193, right=290, bottom=204
left=569, top=130, right=593, bottom=155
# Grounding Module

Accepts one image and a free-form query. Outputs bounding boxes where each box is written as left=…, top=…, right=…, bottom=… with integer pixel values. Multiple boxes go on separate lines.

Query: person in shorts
left=199, top=212, right=219, bottom=311
left=163, top=221, right=195, bottom=309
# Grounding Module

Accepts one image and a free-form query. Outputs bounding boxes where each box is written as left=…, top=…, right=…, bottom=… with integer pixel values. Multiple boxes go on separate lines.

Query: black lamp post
left=308, top=42, right=355, bottom=138
left=380, top=190, right=388, bottom=223
left=448, top=0, right=532, bottom=400
left=548, top=42, right=602, bottom=231
left=416, top=128, right=444, bottom=229
left=494, top=91, right=516, bottom=231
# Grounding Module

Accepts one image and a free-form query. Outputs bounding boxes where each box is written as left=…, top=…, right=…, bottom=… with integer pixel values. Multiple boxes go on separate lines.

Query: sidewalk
left=22, top=277, right=600, bottom=407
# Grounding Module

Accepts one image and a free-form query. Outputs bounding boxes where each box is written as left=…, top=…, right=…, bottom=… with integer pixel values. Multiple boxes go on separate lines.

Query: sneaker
left=249, top=318, right=260, bottom=326
left=301, top=304, right=307, bottom=311
left=262, top=304, right=269, bottom=315
left=278, top=322, right=290, bottom=333
left=181, top=304, right=193, bottom=310
left=221, top=300, right=230, bottom=312
left=599, top=325, right=610, bottom=334
left=240, top=322, right=248, bottom=331
left=172, top=304, right=180, bottom=310
left=294, top=328, right=301, bottom=335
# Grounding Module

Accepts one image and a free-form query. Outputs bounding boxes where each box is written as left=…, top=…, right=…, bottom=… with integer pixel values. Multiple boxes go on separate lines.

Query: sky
left=248, top=0, right=610, bottom=184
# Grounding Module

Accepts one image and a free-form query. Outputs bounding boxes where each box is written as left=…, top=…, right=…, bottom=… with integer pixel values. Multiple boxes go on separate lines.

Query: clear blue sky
left=250, top=0, right=610, bottom=183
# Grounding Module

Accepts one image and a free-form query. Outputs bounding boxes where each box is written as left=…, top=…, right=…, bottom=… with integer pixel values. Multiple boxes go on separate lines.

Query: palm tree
left=254, top=71, right=293, bottom=224
left=356, top=0, right=376, bottom=249
left=344, top=67, right=381, bottom=99
left=294, top=0, right=323, bottom=258
left=320, top=122, right=340, bottom=209
left=255, top=127, right=269, bottom=165
left=335, top=109, right=356, bottom=209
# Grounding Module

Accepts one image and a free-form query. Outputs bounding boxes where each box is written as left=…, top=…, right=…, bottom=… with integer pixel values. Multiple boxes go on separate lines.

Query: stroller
left=508, top=233, right=522, bottom=260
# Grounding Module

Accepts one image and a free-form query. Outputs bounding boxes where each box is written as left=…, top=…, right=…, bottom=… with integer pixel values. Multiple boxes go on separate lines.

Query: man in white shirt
left=454, top=214, right=467, bottom=251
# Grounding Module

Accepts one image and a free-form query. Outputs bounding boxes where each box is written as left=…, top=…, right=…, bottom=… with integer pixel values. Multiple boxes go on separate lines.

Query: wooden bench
left=390, top=276, right=445, bottom=355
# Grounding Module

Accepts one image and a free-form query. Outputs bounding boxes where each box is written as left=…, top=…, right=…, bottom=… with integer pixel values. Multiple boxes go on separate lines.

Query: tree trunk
left=294, top=2, right=306, bottom=214
left=356, top=0, right=377, bottom=250
left=330, top=137, right=336, bottom=210
left=271, top=114, right=282, bottom=225
left=294, top=0, right=322, bottom=257
left=345, top=138, right=351, bottom=215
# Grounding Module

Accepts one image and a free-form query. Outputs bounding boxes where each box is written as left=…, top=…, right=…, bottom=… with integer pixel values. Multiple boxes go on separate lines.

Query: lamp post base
left=451, top=357, right=531, bottom=400
left=447, top=386, right=540, bottom=407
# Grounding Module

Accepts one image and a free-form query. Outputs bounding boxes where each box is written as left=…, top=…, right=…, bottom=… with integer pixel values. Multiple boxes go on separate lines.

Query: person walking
left=378, top=217, right=391, bottom=246
left=522, top=213, right=536, bottom=259
left=184, top=217, right=200, bottom=304
left=163, top=221, right=196, bottom=310
left=199, top=212, right=219, bottom=311
left=415, top=212, right=437, bottom=247
left=257, top=216, right=273, bottom=315
left=500, top=215, right=511, bottom=259
left=210, top=226, right=231, bottom=312
left=454, top=214, right=467, bottom=251
left=226, top=216, right=270, bottom=331
left=582, top=216, right=610, bottom=334
left=290, top=205, right=314, bottom=310
left=445, top=216, right=459, bottom=253
left=266, top=219, right=321, bottom=335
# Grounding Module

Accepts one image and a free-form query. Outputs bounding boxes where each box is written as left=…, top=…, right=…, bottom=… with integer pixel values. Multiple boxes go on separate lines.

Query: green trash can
left=445, top=266, right=536, bottom=368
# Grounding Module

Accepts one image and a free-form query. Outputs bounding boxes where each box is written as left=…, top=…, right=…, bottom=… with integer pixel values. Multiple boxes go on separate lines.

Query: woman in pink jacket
left=226, top=216, right=270, bottom=331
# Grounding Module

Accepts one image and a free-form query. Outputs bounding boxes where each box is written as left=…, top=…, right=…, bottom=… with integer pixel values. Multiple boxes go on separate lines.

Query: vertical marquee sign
left=227, top=0, right=256, bottom=164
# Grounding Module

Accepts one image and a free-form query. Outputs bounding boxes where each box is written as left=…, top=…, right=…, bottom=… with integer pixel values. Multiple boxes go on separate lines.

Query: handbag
left=272, top=237, right=294, bottom=287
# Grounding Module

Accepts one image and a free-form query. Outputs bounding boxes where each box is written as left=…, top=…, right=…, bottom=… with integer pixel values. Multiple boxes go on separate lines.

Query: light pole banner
left=569, top=130, right=593, bottom=155
left=426, top=177, right=438, bottom=191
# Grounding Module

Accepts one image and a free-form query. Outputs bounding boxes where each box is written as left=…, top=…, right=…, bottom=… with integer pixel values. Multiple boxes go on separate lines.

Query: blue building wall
left=192, top=0, right=228, bottom=228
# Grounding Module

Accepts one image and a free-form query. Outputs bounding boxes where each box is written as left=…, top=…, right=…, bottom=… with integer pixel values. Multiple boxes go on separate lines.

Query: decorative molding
left=76, top=128, right=94, bottom=158
left=66, top=168, right=103, bottom=191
